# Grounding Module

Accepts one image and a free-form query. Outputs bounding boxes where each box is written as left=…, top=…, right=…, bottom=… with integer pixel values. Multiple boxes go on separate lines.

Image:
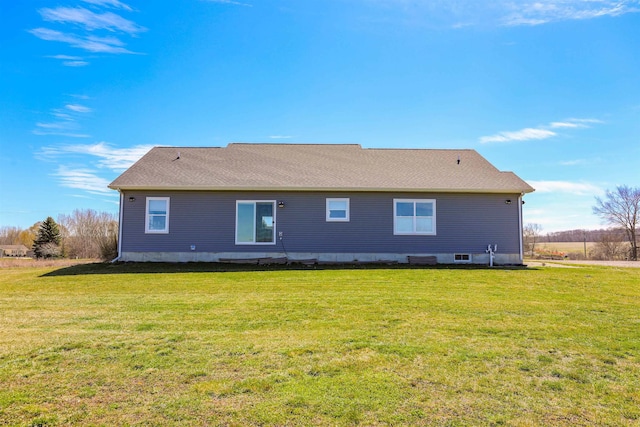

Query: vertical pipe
left=115, top=191, right=124, bottom=262
left=518, top=194, right=524, bottom=263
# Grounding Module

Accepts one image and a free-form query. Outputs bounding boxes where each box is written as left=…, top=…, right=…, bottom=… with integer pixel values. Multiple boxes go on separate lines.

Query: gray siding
left=120, top=191, right=522, bottom=257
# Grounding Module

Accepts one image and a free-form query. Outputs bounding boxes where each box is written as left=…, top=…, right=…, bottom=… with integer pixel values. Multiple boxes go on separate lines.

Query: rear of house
left=109, top=144, right=534, bottom=264
left=0, top=245, right=29, bottom=257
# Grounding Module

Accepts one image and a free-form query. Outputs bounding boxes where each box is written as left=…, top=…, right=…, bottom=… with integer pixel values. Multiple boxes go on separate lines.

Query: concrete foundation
left=118, top=251, right=523, bottom=265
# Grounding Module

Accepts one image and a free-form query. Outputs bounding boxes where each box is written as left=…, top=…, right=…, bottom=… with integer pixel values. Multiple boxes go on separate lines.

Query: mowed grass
left=1, top=263, right=639, bottom=426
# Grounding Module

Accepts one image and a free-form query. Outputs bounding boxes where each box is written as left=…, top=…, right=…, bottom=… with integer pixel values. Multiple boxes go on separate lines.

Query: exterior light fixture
left=128, top=197, right=136, bottom=202
left=505, top=199, right=512, bottom=205
left=278, top=201, right=285, bottom=208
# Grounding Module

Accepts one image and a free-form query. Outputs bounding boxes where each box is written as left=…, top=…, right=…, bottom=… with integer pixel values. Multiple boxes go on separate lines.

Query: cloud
left=66, top=104, right=93, bottom=113
left=30, top=28, right=134, bottom=54
left=47, top=55, right=90, bottom=67
left=33, top=121, right=90, bottom=138
left=42, top=142, right=153, bottom=172
left=38, top=7, right=145, bottom=34
left=480, top=128, right=556, bottom=143
left=32, top=100, right=94, bottom=137
left=362, top=0, right=640, bottom=28
left=550, top=122, right=581, bottom=129
left=81, top=0, right=133, bottom=11
left=203, top=0, right=253, bottom=6
left=30, top=2, right=144, bottom=57
left=526, top=180, right=604, bottom=196
left=502, top=1, right=640, bottom=26
left=33, top=130, right=91, bottom=138
left=54, top=166, right=113, bottom=194
left=64, top=60, right=90, bottom=67
left=269, top=135, right=294, bottom=139
left=479, top=117, right=603, bottom=144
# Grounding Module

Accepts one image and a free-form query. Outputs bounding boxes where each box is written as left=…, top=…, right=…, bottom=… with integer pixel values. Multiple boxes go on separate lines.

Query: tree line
left=0, top=209, right=118, bottom=261
left=524, top=185, right=639, bottom=261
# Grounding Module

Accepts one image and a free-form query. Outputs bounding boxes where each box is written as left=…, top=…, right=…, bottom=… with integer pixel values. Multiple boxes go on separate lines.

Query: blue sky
left=1, top=0, right=639, bottom=233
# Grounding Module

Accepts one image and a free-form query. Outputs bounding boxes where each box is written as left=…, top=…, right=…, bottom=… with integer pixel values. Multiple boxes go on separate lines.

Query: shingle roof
left=108, top=143, right=534, bottom=194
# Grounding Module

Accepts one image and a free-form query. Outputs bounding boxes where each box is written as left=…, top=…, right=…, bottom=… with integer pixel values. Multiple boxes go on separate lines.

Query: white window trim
left=235, top=200, right=277, bottom=245
left=393, top=198, right=436, bottom=236
left=145, top=197, right=170, bottom=234
left=326, top=198, right=350, bottom=222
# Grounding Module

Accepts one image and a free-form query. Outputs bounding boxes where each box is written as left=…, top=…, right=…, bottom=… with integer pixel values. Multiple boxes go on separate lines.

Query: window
left=393, top=199, right=436, bottom=235
left=146, top=197, right=170, bottom=234
left=454, top=253, right=471, bottom=263
left=326, top=198, right=350, bottom=222
left=236, top=201, right=276, bottom=244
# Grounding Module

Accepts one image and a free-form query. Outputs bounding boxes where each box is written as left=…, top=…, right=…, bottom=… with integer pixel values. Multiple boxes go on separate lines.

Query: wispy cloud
left=81, top=0, right=133, bottom=11
left=480, top=128, right=556, bottom=143
left=42, top=142, right=153, bottom=172
left=46, top=54, right=90, bottom=67
left=527, top=180, right=604, bottom=196
left=559, top=156, right=602, bottom=166
left=42, top=143, right=152, bottom=195
left=65, top=104, right=93, bottom=113
left=203, top=0, right=253, bottom=6
left=39, top=7, right=145, bottom=34
left=30, top=2, right=144, bottom=59
left=502, top=1, right=640, bottom=26
left=30, top=28, right=134, bottom=54
left=54, top=166, right=113, bottom=194
left=32, top=100, right=94, bottom=138
left=363, top=0, right=640, bottom=28
left=479, top=117, right=603, bottom=144
left=269, top=135, right=294, bottom=139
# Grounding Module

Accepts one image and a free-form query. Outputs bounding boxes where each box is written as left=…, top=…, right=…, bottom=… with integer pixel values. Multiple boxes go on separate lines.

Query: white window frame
left=235, top=200, right=276, bottom=245
left=326, top=198, right=350, bottom=222
left=393, top=199, right=436, bottom=235
left=145, top=197, right=170, bottom=234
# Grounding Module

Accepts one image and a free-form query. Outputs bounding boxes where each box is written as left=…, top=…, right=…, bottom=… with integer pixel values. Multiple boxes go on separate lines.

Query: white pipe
left=486, top=244, right=497, bottom=267
left=518, top=194, right=524, bottom=263
left=111, top=191, right=124, bottom=263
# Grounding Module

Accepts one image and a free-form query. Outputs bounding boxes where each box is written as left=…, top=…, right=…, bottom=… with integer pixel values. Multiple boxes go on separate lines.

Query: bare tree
left=591, top=229, right=627, bottom=260
left=0, top=226, right=22, bottom=245
left=523, top=223, right=543, bottom=257
left=593, top=186, right=640, bottom=261
left=58, top=209, right=118, bottom=260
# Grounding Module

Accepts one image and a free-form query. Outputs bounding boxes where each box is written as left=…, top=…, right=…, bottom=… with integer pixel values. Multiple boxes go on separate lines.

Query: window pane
left=416, top=202, right=433, bottom=217
left=396, top=202, right=414, bottom=217
left=148, top=215, right=166, bottom=231
left=255, top=202, right=274, bottom=243
left=329, top=210, right=346, bottom=219
left=328, top=200, right=347, bottom=211
left=148, top=199, right=167, bottom=215
left=395, top=217, right=413, bottom=233
left=416, top=217, right=433, bottom=233
left=237, top=203, right=255, bottom=243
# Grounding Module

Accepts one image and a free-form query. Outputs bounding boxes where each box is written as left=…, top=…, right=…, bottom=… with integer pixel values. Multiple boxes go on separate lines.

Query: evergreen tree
left=33, top=216, right=62, bottom=259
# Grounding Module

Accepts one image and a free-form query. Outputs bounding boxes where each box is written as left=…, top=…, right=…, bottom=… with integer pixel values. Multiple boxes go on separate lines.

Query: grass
left=537, top=242, right=596, bottom=253
left=1, top=262, right=639, bottom=426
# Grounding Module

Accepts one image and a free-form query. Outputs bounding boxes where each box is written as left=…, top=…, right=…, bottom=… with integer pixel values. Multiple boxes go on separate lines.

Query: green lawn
left=1, top=263, right=639, bottom=426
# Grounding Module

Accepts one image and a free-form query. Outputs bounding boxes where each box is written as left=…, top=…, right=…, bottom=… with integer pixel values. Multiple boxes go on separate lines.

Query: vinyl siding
left=120, top=191, right=522, bottom=255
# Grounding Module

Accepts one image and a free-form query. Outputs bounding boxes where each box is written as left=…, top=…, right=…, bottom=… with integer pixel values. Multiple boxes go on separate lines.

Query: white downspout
left=112, top=190, right=124, bottom=262
left=518, top=194, right=524, bottom=264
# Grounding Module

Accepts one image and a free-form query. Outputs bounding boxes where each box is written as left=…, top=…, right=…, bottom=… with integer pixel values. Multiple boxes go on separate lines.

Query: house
left=0, top=245, right=29, bottom=257
left=109, top=144, right=534, bottom=264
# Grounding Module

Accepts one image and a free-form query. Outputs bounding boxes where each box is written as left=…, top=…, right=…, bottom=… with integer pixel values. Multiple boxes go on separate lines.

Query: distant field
left=536, top=241, right=596, bottom=253
left=1, top=263, right=639, bottom=425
